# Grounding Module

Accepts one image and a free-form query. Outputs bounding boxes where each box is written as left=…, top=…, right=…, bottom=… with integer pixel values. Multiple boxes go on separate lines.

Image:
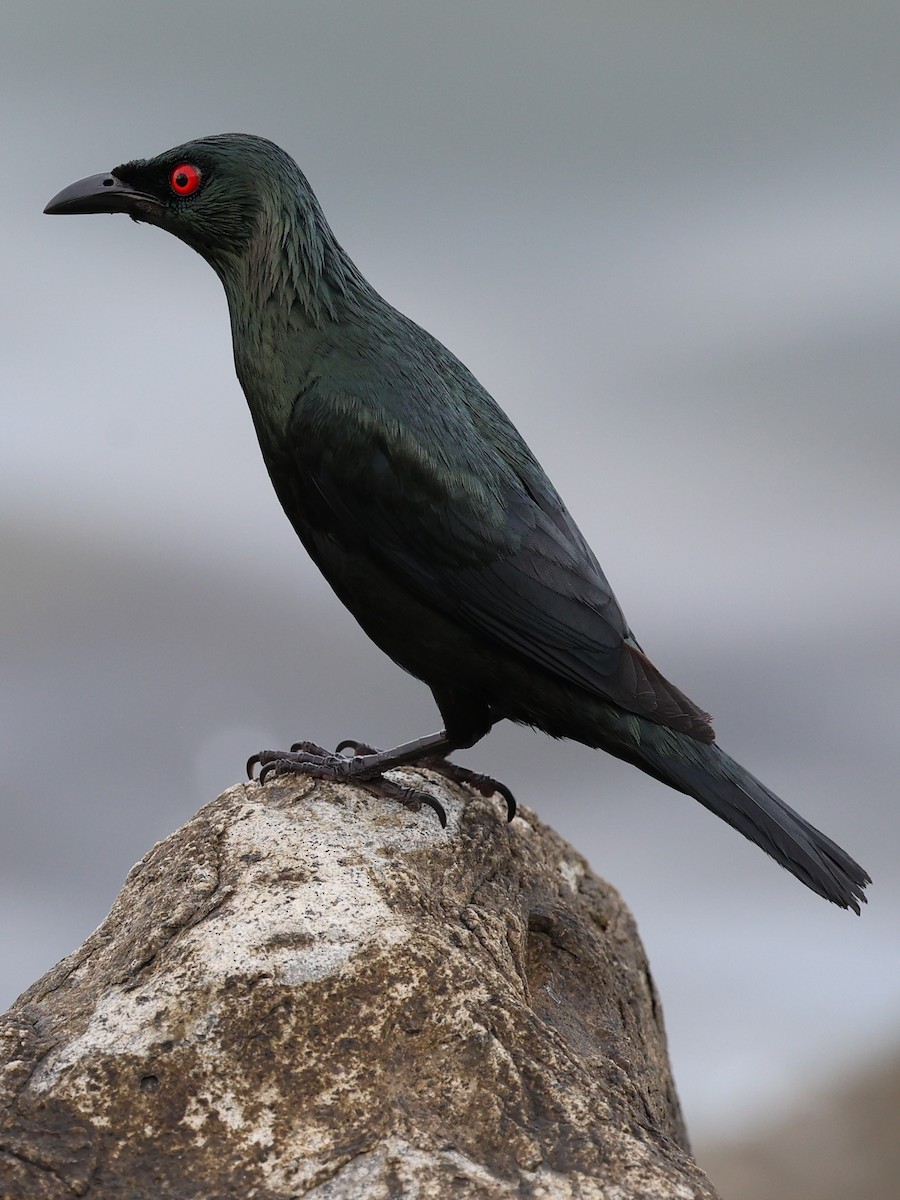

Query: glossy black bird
left=45, top=134, right=870, bottom=910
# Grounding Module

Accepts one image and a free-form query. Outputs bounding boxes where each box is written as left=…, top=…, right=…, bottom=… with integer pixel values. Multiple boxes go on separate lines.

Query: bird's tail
left=605, top=718, right=870, bottom=911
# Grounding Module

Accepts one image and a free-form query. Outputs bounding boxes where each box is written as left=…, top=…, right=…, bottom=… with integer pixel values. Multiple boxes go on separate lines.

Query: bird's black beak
left=44, top=172, right=163, bottom=218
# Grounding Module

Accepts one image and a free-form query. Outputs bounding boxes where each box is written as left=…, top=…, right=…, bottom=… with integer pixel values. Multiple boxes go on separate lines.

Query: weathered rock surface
left=0, top=771, right=718, bottom=1198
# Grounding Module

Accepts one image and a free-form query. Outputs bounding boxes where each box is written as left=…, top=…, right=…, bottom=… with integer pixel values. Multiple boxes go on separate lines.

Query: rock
left=0, top=771, right=718, bottom=1198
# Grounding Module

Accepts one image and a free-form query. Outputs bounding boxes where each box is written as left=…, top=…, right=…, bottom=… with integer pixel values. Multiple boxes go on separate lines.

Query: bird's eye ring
left=170, top=163, right=202, bottom=197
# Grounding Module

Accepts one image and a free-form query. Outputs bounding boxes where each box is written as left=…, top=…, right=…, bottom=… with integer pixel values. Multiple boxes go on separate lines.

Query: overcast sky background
left=2, top=0, right=899, bottom=1151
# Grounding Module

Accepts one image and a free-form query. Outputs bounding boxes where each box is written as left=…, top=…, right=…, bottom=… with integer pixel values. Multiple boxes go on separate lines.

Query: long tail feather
left=608, top=721, right=871, bottom=911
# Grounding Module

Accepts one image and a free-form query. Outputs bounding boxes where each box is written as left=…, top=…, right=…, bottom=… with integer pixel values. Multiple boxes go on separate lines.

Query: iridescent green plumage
left=45, top=134, right=870, bottom=910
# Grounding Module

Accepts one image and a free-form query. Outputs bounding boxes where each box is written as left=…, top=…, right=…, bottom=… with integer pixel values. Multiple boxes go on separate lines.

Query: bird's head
left=45, top=134, right=352, bottom=320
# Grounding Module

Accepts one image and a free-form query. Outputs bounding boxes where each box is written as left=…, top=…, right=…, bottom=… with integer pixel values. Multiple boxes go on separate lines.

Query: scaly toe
left=365, top=775, right=447, bottom=828
left=253, top=748, right=345, bottom=785
left=420, top=757, right=516, bottom=822
left=290, top=739, right=333, bottom=756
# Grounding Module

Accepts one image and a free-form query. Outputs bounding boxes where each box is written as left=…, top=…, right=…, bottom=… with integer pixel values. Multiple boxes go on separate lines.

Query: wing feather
left=283, top=373, right=713, bottom=739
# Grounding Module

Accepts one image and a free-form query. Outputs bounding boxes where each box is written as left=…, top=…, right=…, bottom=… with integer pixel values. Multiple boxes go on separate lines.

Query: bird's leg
left=248, top=729, right=458, bottom=783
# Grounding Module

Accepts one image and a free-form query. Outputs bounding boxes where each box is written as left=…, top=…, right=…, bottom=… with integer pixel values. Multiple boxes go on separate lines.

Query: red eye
left=170, top=163, right=202, bottom=196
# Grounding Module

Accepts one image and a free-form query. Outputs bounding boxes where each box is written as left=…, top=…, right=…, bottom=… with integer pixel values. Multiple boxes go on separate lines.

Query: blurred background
left=2, top=2, right=899, bottom=1192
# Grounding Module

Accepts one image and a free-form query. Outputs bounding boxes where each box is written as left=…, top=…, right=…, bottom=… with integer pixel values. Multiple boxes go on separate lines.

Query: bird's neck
left=216, top=198, right=363, bottom=443
left=221, top=283, right=317, bottom=449
left=221, top=190, right=356, bottom=325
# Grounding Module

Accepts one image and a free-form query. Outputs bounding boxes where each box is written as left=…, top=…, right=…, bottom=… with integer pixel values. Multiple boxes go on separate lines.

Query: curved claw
left=258, top=760, right=277, bottom=784
left=335, top=739, right=379, bottom=756
left=258, top=756, right=296, bottom=785
left=494, top=781, right=517, bottom=823
left=367, top=777, right=447, bottom=828
left=420, top=791, right=448, bottom=828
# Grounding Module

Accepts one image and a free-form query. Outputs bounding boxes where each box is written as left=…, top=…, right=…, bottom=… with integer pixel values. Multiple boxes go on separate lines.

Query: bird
left=45, top=133, right=870, bottom=911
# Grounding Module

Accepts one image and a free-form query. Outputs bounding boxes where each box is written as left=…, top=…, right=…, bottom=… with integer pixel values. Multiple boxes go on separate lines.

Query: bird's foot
left=247, top=742, right=447, bottom=828
left=419, top=756, right=516, bottom=822
left=332, top=741, right=516, bottom=823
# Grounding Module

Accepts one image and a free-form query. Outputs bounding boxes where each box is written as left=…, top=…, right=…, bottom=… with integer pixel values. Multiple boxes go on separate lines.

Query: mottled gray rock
left=0, top=771, right=718, bottom=1198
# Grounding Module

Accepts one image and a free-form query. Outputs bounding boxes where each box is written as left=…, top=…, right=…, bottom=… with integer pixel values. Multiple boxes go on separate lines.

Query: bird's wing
left=284, top=380, right=713, bottom=739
